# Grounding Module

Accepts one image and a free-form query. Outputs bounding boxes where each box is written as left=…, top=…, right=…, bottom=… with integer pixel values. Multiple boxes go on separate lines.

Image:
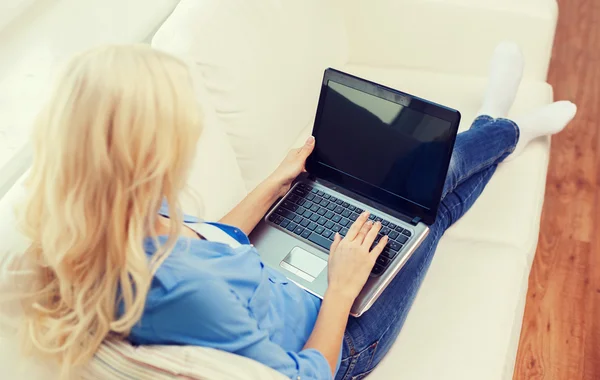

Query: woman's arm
left=304, top=213, right=387, bottom=375
left=303, top=289, right=353, bottom=374
left=218, top=178, right=283, bottom=236
left=219, top=137, right=315, bottom=235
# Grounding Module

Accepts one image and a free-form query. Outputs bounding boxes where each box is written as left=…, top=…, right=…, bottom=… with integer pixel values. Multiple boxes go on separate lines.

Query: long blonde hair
left=14, top=45, right=202, bottom=378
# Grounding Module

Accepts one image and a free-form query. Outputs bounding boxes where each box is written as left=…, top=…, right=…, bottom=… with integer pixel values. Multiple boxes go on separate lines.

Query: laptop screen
left=308, top=71, right=459, bottom=223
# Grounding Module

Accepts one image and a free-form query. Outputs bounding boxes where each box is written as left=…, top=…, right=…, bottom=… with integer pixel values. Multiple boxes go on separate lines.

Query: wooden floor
left=513, top=0, right=600, bottom=379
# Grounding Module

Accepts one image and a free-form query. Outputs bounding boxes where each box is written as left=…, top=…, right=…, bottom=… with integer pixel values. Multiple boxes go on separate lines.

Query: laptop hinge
left=410, top=216, right=421, bottom=226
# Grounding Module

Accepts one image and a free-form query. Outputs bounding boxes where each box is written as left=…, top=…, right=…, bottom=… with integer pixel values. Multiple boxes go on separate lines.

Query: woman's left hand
left=268, top=136, right=315, bottom=197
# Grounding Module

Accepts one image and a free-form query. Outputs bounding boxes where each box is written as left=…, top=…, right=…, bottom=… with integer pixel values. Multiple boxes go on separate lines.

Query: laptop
left=250, top=68, right=460, bottom=317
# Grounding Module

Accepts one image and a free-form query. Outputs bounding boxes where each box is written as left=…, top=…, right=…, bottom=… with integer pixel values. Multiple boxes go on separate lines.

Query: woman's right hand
left=326, top=212, right=389, bottom=302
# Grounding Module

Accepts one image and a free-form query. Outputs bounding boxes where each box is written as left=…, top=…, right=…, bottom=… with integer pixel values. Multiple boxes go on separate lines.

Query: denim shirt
left=127, top=212, right=336, bottom=380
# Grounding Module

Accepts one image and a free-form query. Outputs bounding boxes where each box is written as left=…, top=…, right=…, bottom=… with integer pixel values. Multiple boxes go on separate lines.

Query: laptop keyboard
left=267, top=183, right=412, bottom=276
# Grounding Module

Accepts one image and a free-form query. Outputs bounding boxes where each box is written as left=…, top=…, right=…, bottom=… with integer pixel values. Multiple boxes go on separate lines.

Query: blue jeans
left=335, top=116, right=520, bottom=380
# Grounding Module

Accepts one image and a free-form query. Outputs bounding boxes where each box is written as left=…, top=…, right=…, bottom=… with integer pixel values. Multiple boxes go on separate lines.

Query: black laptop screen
left=310, top=78, right=456, bottom=216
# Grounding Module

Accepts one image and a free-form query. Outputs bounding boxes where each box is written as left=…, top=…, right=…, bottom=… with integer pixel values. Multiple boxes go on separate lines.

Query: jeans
left=335, top=116, right=520, bottom=380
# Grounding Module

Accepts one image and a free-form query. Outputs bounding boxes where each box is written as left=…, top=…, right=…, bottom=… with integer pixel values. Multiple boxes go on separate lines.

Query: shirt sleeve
left=148, top=278, right=332, bottom=380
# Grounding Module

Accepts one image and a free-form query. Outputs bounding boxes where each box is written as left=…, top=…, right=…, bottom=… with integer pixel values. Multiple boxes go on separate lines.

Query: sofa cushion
left=371, top=238, right=529, bottom=380
left=338, top=65, right=553, bottom=262
left=152, top=0, right=348, bottom=190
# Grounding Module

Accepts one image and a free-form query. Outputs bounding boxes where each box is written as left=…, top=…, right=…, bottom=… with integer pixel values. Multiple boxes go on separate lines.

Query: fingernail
left=367, top=221, right=373, bottom=225
left=306, top=136, right=315, bottom=144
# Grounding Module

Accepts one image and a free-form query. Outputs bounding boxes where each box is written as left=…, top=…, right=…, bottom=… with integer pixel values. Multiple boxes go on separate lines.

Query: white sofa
left=0, top=0, right=558, bottom=379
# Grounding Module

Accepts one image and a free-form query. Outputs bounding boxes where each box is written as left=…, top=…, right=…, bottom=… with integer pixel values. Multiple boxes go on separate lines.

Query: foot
left=505, top=101, right=577, bottom=161
left=477, top=42, right=524, bottom=119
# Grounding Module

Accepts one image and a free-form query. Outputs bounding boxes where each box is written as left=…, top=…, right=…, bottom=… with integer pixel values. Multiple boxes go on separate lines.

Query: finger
left=362, top=221, right=382, bottom=249
left=298, top=136, right=315, bottom=158
left=329, top=233, right=341, bottom=254
left=370, top=235, right=389, bottom=256
left=355, top=220, right=374, bottom=245
left=346, top=212, right=370, bottom=240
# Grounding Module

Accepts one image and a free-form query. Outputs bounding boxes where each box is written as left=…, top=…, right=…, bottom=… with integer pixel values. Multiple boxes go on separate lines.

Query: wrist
left=260, top=176, right=288, bottom=199
left=324, top=286, right=356, bottom=310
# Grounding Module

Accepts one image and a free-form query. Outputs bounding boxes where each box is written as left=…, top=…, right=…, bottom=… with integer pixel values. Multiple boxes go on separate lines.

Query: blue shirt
left=127, top=213, right=337, bottom=380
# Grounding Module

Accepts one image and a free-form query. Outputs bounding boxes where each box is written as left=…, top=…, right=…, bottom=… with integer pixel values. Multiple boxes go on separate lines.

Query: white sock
left=505, top=101, right=577, bottom=162
left=477, top=42, right=524, bottom=119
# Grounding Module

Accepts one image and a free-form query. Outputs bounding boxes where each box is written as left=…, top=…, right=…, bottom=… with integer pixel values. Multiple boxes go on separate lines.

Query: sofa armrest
left=336, top=0, right=558, bottom=81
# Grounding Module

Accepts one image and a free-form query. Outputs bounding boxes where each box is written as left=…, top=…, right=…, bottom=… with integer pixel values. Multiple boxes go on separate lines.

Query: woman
left=11, top=43, right=575, bottom=379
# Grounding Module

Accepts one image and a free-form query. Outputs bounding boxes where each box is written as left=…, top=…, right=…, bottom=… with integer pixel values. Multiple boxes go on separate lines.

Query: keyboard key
left=322, top=230, right=332, bottom=238
left=300, top=219, right=310, bottom=227
left=332, top=215, right=342, bottom=223
left=332, top=225, right=341, bottom=232
left=310, top=214, right=320, bottom=222
left=294, top=226, right=305, bottom=235
left=311, top=188, right=319, bottom=194
left=342, top=202, right=349, bottom=207
left=310, top=205, right=319, bottom=212
left=389, top=241, right=403, bottom=251
left=334, top=206, right=344, bottom=214
left=369, top=214, right=376, bottom=220
left=317, top=217, right=327, bottom=225
left=388, top=230, right=399, bottom=240
left=320, top=200, right=330, bottom=207
left=306, top=193, right=315, bottom=201
left=293, top=215, right=303, bottom=223
left=303, top=210, right=313, bottom=218
left=325, top=211, right=335, bottom=219
left=340, top=218, right=350, bottom=227
left=317, top=207, right=327, bottom=216
left=381, top=227, right=391, bottom=235
left=371, top=264, right=385, bottom=276
left=355, top=207, right=363, bottom=213
left=307, top=232, right=332, bottom=250
left=289, top=194, right=299, bottom=203
left=327, top=203, right=337, bottom=211
left=349, top=213, right=359, bottom=221
left=342, top=210, right=351, bottom=218
left=315, top=226, right=325, bottom=234
left=381, top=247, right=398, bottom=259
left=396, top=235, right=408, bottom=244
left=340, top=228, right=349, bottom=236
left=374, top=217, right=382, bottom=222
left=281, top=200, right=295, bottom=210
left=313, top=196, right=323, bottom=204
left=381, top=220, right=389, bottom=226
left=303, top=201, right=313, bottom=209
left=395, top=226, right=405, bottom=233
left=298, top=183, right=307, bottom=189
left=336, top=199, right=343, bottom=205
left=296, top=207, right=306, bottom=215
left=348, top=205, right=356, bottom=211
left=388, top=223, right=397, bottom=229
left=297, top=199, right=307, bottom=207
left=325, top=221, right=334, bottom=229
left=307, top=222, right=318, bottom=231
left=330, top=196, right=338, bottom=202
left=287, top=223, right=297, bottom=232
left=376, top=256, right=390, bottom=267
left=317, top=191, right=325, bottom=196
left=280, top=219, right=290, bottom=228
left=402, top=230, right=412, bottom=237
left=301, top=230, right=311, bottom=239
left=268, top=214, right=277, bottom=222
left=323, top=193, right=330, bottom=200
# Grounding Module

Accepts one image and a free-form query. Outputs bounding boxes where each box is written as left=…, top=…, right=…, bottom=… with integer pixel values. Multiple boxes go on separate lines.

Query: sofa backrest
left=152, top=0, right=349, bottom=190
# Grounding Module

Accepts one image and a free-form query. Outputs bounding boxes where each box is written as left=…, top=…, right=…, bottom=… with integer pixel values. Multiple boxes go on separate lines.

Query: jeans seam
left=442, top=117, right=519, bottom=199
left=442, top=173, right=488, bottom=227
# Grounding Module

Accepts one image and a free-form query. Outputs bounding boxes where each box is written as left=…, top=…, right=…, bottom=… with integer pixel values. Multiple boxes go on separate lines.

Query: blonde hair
left=13, top=45, right=202, bottom=378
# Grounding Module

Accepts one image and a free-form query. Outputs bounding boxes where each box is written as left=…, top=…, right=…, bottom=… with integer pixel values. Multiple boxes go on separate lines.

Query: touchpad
left=280, top=247, right=327, bottom=282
